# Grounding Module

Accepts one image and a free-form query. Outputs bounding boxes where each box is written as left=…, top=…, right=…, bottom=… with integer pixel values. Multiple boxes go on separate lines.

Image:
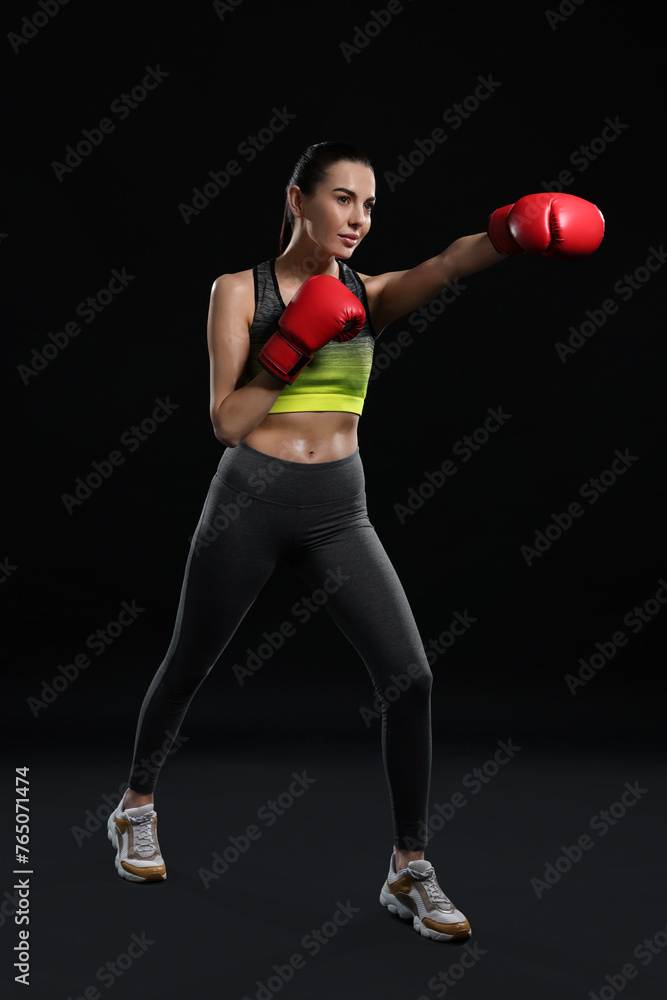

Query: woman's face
left=292, top=160, right=375, bottom=259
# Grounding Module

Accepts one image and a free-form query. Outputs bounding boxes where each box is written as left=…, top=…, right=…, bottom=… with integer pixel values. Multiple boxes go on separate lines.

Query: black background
left=2, top=1, right=665, bottom=997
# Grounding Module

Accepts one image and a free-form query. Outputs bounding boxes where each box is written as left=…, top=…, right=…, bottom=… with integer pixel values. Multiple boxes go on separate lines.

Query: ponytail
left=278, top=196, right=292, bottom=256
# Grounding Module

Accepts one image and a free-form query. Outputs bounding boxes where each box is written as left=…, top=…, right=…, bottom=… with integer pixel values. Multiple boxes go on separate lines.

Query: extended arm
left=364, top=192, right=605, bottom=335
left=366, top=233, right=505, bottom=334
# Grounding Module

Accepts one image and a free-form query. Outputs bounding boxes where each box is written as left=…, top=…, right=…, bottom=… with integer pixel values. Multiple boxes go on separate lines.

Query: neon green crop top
left=245, top=258, right=377, bottom=415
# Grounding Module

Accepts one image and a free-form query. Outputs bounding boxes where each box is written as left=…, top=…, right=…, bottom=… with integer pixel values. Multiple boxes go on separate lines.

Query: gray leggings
left=128, top=441, right=433, bottom=850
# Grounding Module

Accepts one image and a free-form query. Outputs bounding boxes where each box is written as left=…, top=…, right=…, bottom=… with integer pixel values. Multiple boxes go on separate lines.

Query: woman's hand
left=487, top=192, right=605, bottom=260
left=258, top=276, right=366, bottom=384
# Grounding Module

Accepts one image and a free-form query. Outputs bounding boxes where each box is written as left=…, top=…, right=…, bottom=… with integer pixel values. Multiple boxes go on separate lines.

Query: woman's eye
left=337, top=195, right=373, bottom=211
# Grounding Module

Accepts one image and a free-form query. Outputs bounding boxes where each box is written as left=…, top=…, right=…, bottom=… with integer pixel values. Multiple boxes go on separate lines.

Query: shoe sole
left=379, top=884, right=471, bottom=941
left=106, top=811, right=167, bottom=883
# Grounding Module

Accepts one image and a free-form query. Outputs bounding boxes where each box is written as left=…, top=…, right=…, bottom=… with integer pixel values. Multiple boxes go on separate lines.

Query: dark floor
left=2, top=735, right=666, bottom=1000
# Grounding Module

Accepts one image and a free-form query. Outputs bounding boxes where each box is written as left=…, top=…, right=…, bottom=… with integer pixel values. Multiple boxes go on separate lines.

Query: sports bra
left=245, top=258, right=377, bottom=415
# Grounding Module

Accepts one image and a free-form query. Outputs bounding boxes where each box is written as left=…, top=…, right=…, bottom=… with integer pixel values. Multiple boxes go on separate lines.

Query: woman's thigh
left=285, top=497, right=432, bottom=695
left=162, top=471, right=296, bottom=681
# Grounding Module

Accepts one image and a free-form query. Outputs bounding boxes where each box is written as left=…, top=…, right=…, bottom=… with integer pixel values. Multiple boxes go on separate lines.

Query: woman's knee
left=376, top=657, right=432, bottom=708
left=407, top=659, right=433, bottom=699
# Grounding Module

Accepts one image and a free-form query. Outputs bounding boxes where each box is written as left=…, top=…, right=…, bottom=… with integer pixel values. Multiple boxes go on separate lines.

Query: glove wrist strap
left=257, top=330, right=312, bottom=385
left=488, top=204, right=525, bottom=256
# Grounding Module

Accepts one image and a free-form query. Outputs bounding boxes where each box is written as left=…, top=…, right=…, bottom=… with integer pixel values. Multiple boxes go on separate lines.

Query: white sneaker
left=107, top=788, right=166, bottom=882
left=379, top=850, right=470, bottom=941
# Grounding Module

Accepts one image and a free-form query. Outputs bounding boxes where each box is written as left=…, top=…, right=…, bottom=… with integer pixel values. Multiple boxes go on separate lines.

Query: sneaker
left=107, top=788, right=166, bottom=882
left=379, top=850, right=471, bottom=941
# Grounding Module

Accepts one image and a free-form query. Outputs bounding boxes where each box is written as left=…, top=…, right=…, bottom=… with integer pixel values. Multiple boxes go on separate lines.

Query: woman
left=107, top=141, right=603, bottom=942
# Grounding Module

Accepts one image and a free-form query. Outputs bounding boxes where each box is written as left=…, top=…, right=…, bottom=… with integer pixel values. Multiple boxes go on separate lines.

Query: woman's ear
left=288, top=184, right=304, bottom=219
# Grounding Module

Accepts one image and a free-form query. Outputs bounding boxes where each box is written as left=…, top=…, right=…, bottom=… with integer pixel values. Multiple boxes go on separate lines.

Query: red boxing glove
left=258, top=275, right=365, bottom=384
left=488, top=192, right=605, bottom=260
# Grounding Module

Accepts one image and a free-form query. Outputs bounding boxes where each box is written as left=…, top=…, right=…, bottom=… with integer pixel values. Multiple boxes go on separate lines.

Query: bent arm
left=207, top=272, right=284, bottom=447
left=368, top=233, right=506, bottom=334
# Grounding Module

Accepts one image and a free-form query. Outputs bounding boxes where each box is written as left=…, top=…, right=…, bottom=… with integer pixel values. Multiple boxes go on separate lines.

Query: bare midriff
left=243, top=411, right=360, bottom=463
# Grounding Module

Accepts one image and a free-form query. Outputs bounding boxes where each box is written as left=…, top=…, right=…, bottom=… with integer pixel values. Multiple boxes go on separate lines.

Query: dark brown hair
left=278, top=141, right=374, bottom=254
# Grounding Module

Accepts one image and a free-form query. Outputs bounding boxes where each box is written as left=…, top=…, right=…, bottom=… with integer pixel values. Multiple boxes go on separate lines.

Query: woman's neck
left=276, top=236, right=339, bottom=282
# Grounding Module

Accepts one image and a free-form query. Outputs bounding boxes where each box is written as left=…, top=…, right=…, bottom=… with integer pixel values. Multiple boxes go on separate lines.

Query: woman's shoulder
left=211, top=267, right=257, bottom=313
left=346, top=267, right=382, bottom=311
left=345, top=263, right=377, bottom=288
left=211, top=266, right=255, bottom=294
left=208, top=267, right=258, bottom=332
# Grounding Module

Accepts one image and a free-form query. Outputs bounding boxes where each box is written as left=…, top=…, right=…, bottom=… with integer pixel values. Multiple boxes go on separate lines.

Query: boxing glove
left=258, top=275, right=366, bottom=384
left=488, top=192, right=605, bottom=260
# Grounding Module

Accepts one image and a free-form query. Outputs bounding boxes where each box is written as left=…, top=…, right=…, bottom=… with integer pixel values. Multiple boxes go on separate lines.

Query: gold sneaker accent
left=380, top=853, right=471, bottom=941
left=108, top=803, right=166, bottom=882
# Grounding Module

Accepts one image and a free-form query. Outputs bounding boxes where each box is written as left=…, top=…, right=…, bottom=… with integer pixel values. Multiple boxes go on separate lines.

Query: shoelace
left=409, top=862, right=453, bottom=909
left=130, top=812, right=158, bottom=857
